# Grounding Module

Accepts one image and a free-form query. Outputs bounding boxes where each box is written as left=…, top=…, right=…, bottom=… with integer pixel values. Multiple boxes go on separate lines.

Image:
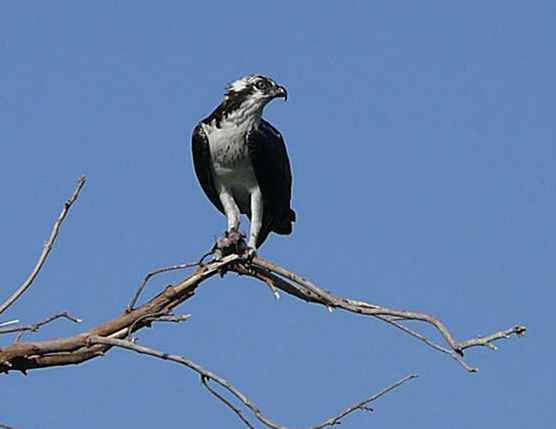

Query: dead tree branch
left=0, top=176, right=86, bottom=315
left=234, top=257, right=526, bottom=372
left=1, top=176, right=527, bottom=428
left=0, top=254, right=525, bottom=374
left=0, top=254, right=239, bottom=373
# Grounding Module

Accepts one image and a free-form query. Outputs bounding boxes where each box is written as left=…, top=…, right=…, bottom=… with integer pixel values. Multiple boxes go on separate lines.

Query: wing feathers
left=247, top=120, right=295, bottom=247
left=191, top=124, right=224, bottom=213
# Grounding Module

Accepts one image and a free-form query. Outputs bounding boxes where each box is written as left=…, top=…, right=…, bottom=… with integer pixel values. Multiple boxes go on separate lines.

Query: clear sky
left=1, top=2, right=554, bottom=428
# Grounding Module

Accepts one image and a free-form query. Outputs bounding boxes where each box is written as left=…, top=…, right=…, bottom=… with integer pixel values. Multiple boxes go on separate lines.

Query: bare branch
left=1, top=172, right=526, bottom=428
left=0, top=424, right=20, bottom=429
left=88, top=336, right=413, bottom=429
left=0, top=311, right=82, bottom=340
left=0, top=176, right=86, bottom=315
left=230, top=256, right=526, bottom=372
left=457, top=325, right=527, bottom=350
left=0, top=254, right=239, bottom=373
left=0, top=253, right=525, bottom=374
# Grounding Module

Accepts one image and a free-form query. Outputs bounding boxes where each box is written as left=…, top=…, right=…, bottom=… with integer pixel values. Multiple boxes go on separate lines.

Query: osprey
left=191, top=74, right=296, bottom=254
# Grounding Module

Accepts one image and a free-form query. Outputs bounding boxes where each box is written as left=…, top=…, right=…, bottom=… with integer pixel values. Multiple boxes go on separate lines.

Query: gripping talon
left=214, top=230, right=250, bottom=257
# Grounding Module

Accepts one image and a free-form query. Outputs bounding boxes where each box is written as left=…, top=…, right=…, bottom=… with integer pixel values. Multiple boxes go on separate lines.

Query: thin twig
left=458, top=325, right=527, bottom=350
left=127, top=262, right=201, bottom=311
left=88, top=336, right=412, bottom=429
left=0, top=424, right=20, bottom=429
left=0, top=176, right=86, bottom=315
left=0, top=311, right=81, bottom=339
left=312, top=374, right=417, bottom=429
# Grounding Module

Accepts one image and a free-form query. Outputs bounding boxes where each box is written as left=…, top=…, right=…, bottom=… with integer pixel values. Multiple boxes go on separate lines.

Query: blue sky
left=1, top=1, right=554, bottom=428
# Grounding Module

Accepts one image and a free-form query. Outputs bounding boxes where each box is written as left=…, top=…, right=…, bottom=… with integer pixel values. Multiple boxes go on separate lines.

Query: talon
left=227, top=230, right=242, bottom=245
left=215, top=230, right=249, bottom=257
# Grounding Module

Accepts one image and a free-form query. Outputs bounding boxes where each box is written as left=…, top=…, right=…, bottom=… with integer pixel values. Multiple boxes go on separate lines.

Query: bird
left=191, top=74, right=296, bottom=255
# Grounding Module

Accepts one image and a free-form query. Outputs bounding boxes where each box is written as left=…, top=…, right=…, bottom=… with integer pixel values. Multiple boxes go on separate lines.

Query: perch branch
left=0, top=176, right=86, bottom=315
left=0, top=253, right=525, bottom=374
left=229, top=256, right=526, bottom=372
left=88, top=335, right=414, bottom=429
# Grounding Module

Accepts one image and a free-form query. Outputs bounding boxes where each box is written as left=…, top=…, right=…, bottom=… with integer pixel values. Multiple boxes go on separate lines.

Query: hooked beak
left=275, top=85, right=288, bottom=101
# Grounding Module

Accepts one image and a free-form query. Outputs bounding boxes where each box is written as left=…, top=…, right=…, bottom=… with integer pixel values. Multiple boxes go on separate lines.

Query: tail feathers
left=272, top=209, right=296, bottom=235
left=288, top=208, right=296, bottom=222
left=256, top=209, right=296, bottom=248
left=273, top=221, right=292, bottom=235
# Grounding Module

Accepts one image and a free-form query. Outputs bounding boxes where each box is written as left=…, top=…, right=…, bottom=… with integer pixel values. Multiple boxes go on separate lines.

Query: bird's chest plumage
left=202, top=121, right=259, bottom=204
left=208, top=125, right=251, bottom=171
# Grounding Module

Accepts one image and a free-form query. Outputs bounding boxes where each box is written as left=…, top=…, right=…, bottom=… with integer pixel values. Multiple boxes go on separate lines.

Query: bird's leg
left=246, top=188, right=263, bottom=258
left=215, top=192, right=244, bottom=256
left=220, top=192, right=240, bottom=234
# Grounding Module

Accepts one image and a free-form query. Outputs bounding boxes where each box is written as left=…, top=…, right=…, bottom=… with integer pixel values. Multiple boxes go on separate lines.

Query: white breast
left=202, top=120, right=259, bottom=212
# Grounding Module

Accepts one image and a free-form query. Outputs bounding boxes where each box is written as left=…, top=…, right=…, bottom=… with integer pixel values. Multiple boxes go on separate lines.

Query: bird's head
left=224, top=75, right=287, bottom=113
left=226, top=74, right=287, bottom=102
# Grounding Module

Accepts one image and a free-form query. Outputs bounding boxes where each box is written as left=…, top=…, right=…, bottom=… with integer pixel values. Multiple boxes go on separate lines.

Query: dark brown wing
left=247, top=119, right=296, bottom=247
left=191, top=124, right=224, bottom=213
